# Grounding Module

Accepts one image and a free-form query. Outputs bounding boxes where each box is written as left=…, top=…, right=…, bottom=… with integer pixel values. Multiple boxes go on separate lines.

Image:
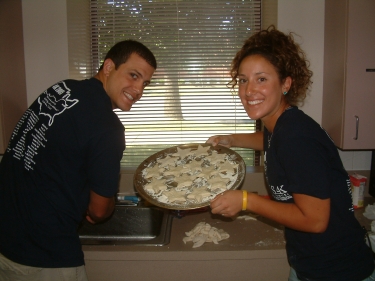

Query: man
left=0, top=40, right=156, bottom=280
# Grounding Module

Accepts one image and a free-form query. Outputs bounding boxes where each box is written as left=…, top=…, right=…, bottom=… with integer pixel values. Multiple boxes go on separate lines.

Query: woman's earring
left=283, top=91, right=288, bottom=95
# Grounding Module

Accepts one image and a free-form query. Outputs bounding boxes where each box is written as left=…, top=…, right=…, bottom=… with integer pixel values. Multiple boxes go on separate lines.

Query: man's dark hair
left=99, top=40, right=157, bottom=70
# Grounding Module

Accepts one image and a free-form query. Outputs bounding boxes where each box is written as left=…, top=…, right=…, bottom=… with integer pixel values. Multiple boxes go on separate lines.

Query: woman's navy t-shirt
left=264, top=107, right=373, bottom=281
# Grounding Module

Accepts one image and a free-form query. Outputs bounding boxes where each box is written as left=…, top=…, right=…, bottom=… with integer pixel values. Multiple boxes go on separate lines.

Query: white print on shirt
left=7, top=82, right=79, bottom=171
left=270, top=185, right=292, bottom=201
left=38, top=82, right=78, bottom=126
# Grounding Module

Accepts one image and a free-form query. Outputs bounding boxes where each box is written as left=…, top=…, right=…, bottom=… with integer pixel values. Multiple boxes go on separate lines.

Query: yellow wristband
left=242, top=190, right=247, bottom=211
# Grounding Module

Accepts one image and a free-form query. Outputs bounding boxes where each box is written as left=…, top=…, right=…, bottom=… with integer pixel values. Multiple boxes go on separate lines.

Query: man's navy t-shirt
left=0, top=78, right=125, bottom=267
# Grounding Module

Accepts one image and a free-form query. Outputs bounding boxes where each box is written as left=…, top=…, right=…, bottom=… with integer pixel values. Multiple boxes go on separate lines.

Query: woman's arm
left=206, top=131, right=264, bottom=151
left=248, top=192, right=330, bottom=233
left=211, top=190, right=330, bottom=233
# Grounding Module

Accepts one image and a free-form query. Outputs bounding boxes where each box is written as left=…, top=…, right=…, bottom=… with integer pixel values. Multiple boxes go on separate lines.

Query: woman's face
left=237, top=54, right=291, bottom=129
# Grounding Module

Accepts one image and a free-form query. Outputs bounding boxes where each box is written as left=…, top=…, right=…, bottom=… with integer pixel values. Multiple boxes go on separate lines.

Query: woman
left=207, top=26, right=375, bottom=281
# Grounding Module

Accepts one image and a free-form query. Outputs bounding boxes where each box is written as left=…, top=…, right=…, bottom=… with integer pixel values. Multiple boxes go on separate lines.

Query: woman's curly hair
left=228, top=25, right=313, bottom=106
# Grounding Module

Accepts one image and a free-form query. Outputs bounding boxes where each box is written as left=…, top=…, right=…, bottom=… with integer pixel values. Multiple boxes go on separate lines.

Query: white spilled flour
left=141, top=145, right=239, bottom=207
left=183, top=222, right=230, bottom=248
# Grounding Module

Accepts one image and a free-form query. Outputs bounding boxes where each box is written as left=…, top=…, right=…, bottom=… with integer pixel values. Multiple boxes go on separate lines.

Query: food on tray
left=144, top=178, right=168, bottom=194
left=139, top=144, right=242, bottom=207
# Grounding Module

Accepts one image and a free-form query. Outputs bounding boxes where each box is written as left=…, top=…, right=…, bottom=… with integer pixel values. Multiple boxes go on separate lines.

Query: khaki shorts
left=0, top=252, right=88, bottom=281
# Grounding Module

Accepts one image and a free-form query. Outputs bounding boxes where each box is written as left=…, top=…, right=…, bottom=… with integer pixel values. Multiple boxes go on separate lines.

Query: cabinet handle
left=353, top=115, right=359, bottom=140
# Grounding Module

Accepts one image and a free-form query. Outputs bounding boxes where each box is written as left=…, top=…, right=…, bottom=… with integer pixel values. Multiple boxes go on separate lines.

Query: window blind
left=85, top=0, right=261, bottom=168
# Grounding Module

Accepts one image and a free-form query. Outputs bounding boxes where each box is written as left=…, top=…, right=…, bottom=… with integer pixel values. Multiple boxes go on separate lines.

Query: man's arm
left=85, top=190, right=115, bottom=224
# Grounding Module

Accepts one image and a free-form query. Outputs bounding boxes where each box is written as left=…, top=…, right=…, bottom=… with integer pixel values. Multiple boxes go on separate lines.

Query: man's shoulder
left=62, top=78, right=100, bottom=90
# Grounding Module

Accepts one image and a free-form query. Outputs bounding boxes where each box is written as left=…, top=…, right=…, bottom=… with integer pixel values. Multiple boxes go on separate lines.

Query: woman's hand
left=206, top=135, right=234, bottom=148
left=210, top=190, right=243, bottom=217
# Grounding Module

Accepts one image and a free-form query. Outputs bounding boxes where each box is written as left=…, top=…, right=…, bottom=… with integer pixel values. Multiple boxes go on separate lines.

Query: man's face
left=103, top=53, right=155, bottom=111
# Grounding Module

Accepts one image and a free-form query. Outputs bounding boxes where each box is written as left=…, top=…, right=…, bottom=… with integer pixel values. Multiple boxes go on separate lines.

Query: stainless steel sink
left=78, top=205, right=173, bottom=246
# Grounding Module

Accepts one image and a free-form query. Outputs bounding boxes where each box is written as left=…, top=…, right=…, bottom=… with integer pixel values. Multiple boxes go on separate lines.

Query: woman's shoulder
left=277, top=108, right=330, bottom=141
left=279, top=107, right=318, bottom=130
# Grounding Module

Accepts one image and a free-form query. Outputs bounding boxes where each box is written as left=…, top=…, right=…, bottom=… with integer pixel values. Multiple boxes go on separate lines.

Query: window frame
left=68, top=0, right=262, bottom=168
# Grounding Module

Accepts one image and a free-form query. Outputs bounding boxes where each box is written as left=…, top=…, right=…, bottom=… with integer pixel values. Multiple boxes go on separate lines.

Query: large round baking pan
left=133, top=143, right=246, bottom=210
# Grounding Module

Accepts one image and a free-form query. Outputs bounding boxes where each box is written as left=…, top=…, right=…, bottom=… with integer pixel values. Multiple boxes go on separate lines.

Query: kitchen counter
left=82, top=197, right=375, bottom=281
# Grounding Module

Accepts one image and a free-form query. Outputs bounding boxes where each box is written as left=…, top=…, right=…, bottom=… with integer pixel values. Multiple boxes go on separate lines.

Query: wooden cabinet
left=322, top=0, right=375, bottom=150
left=0, top=0, right=28, bottom=153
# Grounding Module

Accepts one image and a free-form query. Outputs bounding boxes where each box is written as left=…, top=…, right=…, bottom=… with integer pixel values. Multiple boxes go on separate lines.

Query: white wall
left=278, top=0, right=324, bottom=124
left=277, top=0, right=372, bottom=171
left=21, top=0, right=372, bottom=171
left=22, top=0, right=69, bottom=105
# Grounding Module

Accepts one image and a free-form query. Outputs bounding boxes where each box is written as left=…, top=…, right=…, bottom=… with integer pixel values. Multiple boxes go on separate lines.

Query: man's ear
left=103, top=59, right=115, bottom=76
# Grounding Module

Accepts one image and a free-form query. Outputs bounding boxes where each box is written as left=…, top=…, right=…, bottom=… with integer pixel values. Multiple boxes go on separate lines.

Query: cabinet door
left=343, top=0, right=375, bottom=149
